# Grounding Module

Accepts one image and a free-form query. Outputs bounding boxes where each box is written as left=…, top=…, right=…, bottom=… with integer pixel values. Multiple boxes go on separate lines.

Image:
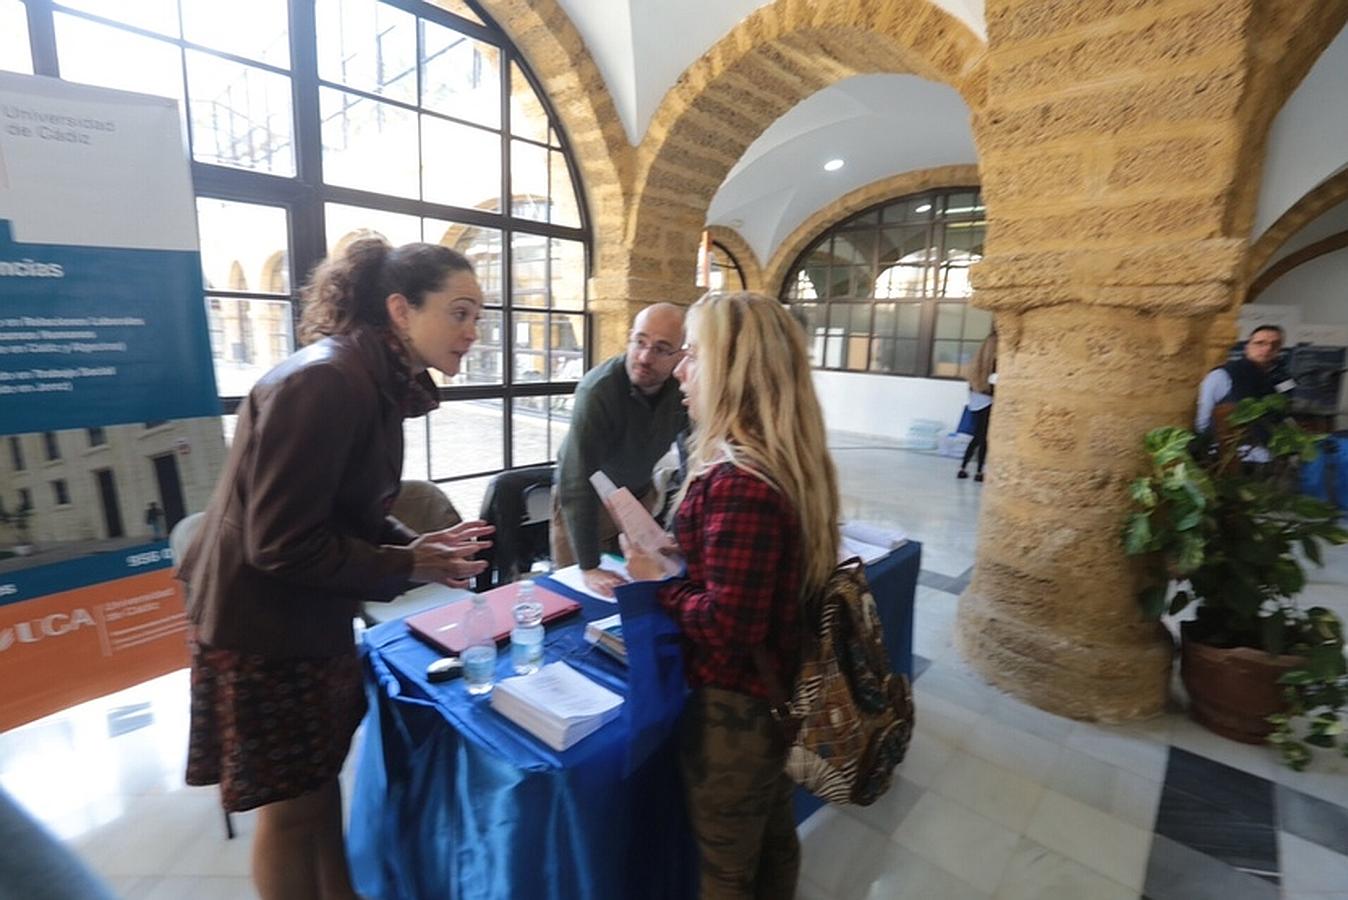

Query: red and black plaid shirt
left=658, top=462, right=803, bottom=699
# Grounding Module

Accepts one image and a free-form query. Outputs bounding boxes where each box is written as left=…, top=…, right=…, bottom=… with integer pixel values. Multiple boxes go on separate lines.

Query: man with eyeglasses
left=552, top=303, right=689, bottom=596
left=1196, top=323, right=1293, bottom=461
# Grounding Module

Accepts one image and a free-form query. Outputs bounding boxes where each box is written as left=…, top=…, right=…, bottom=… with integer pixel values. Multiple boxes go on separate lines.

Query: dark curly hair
left=298, top=238, right=474, bottom=343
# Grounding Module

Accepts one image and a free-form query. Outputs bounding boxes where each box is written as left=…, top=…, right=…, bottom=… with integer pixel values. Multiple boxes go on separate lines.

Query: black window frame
left=17, top=0, right=592, bottom=499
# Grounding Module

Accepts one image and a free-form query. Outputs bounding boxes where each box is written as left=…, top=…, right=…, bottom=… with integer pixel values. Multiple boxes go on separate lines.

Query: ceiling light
left=823, top=158, right=845, bottom=172
left=915, top=203, right=932, bottom=213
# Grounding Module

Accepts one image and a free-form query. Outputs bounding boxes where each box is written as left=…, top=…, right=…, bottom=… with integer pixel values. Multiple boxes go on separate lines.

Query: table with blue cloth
left=347, top=541, right=921, bottom=900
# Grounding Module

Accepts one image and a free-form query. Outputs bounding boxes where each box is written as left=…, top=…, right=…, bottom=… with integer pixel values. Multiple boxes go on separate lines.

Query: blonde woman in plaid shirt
left=627, top=291, right=840, bottom=899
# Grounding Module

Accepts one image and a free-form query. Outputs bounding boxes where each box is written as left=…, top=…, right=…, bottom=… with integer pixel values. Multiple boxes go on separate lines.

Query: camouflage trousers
left=680, top=688, right=799, bottom=900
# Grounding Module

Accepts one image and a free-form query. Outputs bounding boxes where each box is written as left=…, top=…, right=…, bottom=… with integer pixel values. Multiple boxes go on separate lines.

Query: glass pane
left=181, top=0, right=290, bottom=68
left=873, top=303, right=896, bottom=338
left=511, top=139, right=548, bottom=220
left=442, top=473, right=494, bottom=522
left=510, top=61, right=548, bottom=143
left=942, top=191, right=981, bottom=218
left=511, top=232, right=547, bottom=308
left=58, top=0, right=178, bottom=37
left=875, top=265, right=925, bottom=299
left=513, top=311, right=547, bottom=384
left=963, top=306, right=993, bottom=340
left=549, top=405, right=571, bottom=460
left=935, top=303, right=964, bottom=339
left=882, top=196, right=934, bottom=225
left=869, top=338, right=895, bottom=373
left=324, top=202, right=421, bottom=254
left=421, top=19, right=499, bottom=127
left=893, top=339, right=918, bottom=375
left=957, top=340, right=982, bottom=379
left=402, top=418, right=430, bottom=480
left=793, top=304, right=823, bottom=366
left=831, top=231, right=874, bottom=267
left=792, top=269, right=822, bottom=301
left=805, top=238, right=833, bottom=268
left=186, top=51, right=296, bottom=176
left=429, top=399, right=503, bottom=478
left=850, top=266, right=875, bottom=299
left=196, top=199, right=290, bottom=294
left=452, top=306, right=502, bottom=386
left=849, top=303, right=871, bottom=334
left=550, top=239, right=585, bottom=311
left=824, top=268, right=851, bottom=299
left=897, top=303, right=922, bottom=339
left=549, top=150, right=581, bottom=228
left=425, top=220, right=502, bottom=305
left=511, top=403, right=550, bottom=467
left=931, top=339, right=964, bottom=377
left=205, top=296, right=294, bottom=397
left=320, top=87, right=418, bottom=197
left=428, top=0, right=484, bottom=26
left=845, top=209, right=879, bottom=227
left=878, top=226, right=932, bottom=266
left=944, top=221, right=985, bottom=260
left=315, top=0, right=416, bottom=103
left=550, top=313, right=584, bottom=381
left=939, top=266, right=974, bottom=299
left=422, top=116, right=501, bottom=211
left=1, top=0, right=32, bottom=74
left=54, top=14, right=184, bottom=106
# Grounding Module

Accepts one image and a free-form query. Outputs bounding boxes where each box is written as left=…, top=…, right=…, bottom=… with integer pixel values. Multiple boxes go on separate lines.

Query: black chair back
left=475, top=464, right=555, bottom=590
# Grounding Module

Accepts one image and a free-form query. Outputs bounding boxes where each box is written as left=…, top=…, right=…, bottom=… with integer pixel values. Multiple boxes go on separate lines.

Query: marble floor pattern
left=2, top=438, right=1347, bottom=899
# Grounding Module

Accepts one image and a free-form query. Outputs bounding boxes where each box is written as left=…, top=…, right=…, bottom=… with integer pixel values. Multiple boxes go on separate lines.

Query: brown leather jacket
left=180, top=327, right=429, bottom=658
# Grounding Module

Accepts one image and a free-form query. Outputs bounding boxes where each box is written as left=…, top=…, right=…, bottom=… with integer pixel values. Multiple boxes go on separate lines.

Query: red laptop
left=405, top=581, right=581, bottom=655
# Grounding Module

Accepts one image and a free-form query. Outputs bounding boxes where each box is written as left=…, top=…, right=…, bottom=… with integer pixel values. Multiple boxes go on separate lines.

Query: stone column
left=957, top=0, right=1263, bottom=721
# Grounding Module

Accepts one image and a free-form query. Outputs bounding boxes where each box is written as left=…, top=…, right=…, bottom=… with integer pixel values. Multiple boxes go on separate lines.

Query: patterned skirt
left=185, top=639, right=366, bottom=812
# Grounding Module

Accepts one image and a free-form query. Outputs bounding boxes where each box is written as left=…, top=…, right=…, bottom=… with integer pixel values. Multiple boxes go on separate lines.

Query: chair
left=474, top=465, right=555, bottom=590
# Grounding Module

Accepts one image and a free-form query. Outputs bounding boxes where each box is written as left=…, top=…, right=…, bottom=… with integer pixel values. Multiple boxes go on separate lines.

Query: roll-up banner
left=0, top=73, right=224, bottom=731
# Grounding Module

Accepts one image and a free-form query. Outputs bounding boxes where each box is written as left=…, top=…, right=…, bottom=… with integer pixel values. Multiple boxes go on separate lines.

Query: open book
left=490, top=661, right=624, bottom=751
left=839, top=520, right=907, bottom=563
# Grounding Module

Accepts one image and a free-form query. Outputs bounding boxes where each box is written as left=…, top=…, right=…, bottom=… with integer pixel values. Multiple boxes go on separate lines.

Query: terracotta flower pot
left=1180, top=623, right=1306, bottom=744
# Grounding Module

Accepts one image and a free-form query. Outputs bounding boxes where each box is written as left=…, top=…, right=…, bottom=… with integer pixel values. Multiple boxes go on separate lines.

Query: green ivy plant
left=1123, top=394, right=1348, bottom=769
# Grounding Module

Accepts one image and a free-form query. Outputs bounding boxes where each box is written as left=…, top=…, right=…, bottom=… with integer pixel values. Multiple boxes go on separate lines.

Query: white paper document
left=547, top=558, right=631, bottom=603
left=839, top=521, right=908, bottom=563
left=490, top=661, right=624, bottom=751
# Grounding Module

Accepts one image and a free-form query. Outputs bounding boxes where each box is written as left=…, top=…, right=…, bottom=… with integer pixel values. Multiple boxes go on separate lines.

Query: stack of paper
left=583, top=613, right=626, bottom=664
left=839, top=521, right=908, bottom=563
left=490, top=661, right=624, bottom=751
left=546, top=556, right=631, bottom=603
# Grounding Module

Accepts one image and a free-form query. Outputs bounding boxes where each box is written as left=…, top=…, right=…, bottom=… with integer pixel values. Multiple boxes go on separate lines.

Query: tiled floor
left=2, top=438, right=1347, bottom=899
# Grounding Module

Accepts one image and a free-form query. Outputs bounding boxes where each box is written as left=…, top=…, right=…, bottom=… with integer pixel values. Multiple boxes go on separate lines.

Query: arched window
left=783, top=188, right=989, bottom=378
left=17, top=0, right=590, bottom=511
left=696, top=239, right=746, bottom=293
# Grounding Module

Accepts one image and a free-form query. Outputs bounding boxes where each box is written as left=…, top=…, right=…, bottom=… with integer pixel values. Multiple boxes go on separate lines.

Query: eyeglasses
left=627, top=337, right=682, bottom=359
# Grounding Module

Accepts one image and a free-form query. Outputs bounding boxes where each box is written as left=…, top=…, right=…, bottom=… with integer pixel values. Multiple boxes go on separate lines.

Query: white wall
left=813, top=370, right=968, bottom=442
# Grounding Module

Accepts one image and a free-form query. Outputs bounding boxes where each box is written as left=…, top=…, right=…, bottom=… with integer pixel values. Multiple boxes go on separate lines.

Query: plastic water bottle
left=462, top=594, right=497, bottom=695
left=510, top=582, right=545, bottom=675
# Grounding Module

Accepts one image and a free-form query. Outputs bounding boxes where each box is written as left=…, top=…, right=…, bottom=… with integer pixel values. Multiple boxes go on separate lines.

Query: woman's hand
left=422, top=519, right=496, bottom=547
left=619, top=533, right=683, bottom=582
left=408, top=532, right=491, bottom=587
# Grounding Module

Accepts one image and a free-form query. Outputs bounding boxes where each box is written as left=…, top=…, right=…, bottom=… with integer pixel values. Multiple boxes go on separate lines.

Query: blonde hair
left=967, top=332, right=998, bottom=394
left=681, top=291, right=841, bottom=596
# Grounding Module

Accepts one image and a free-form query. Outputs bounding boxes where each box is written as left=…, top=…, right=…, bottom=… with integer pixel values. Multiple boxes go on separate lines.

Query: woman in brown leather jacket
left=180, top=238, right=492, bottom=899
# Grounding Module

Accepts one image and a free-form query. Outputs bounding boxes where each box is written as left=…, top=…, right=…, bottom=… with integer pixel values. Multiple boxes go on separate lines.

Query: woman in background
left=958, top=331, right=998, bottom=482
left=627, top=291, right=840, bottom=899
left=180, top=238, right=493, bottom=900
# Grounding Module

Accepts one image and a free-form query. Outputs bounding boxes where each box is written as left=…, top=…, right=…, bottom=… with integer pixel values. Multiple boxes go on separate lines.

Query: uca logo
left=0, top=609, right=97, bottom=652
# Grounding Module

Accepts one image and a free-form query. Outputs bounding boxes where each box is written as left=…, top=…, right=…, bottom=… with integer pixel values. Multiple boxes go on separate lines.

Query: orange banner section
left=0, top=569, right=188, bottom=732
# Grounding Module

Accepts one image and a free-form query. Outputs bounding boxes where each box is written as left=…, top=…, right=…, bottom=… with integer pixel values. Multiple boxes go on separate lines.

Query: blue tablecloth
left=348, top=541, right=921, bottom=900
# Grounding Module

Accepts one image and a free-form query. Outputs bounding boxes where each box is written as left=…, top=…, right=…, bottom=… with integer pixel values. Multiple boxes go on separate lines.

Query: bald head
left=626, top=303, right=686, bottom=394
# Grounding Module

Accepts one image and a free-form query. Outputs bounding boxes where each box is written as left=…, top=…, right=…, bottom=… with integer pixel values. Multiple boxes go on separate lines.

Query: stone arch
left=704, top=225, right=763, bottom=292
left=762, top=164, right=981, bottom=295
left=625, top=0, right=987, bottom=311
left=1246, top=168, right=1348, bottom=285
left=227, top=261, right=247, bottom=291
left=260, top=251, right=286, bottom=294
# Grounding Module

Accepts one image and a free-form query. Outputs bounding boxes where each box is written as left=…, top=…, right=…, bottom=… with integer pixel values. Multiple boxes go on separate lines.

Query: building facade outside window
left=782, top=187, right=990, bottom=379
left=10, top=0, right=590, bottom=515
left=42, top=431, right=61, bottom=462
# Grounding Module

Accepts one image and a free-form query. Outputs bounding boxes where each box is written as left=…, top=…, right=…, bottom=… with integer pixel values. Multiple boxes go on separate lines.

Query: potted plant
left=1124, top=395, right=1347, bottom=759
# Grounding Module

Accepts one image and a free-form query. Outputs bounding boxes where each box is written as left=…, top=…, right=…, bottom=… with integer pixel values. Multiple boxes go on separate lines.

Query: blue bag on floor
left=956, top=406, right=976, bottom=435
left=1301, top=434, right=1348, bottom=510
